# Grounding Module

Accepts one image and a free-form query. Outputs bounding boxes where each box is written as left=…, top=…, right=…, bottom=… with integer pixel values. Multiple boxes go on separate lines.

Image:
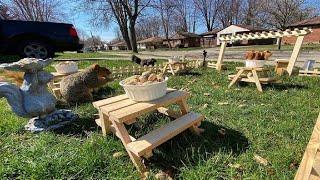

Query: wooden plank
left=216, top=41, right=227, bottom=71
left=287, top=36, right=305, bottom=76
left=93, top=94, right=128, bottom=108
left=295, top=114, right=320, bottom=180
left=107, top=90, right=189, bottom=123
left=127, top=112, right=203, bottom=157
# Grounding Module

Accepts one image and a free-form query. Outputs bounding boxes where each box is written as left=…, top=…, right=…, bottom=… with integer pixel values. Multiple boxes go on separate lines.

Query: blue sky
left=69, top=0, right=319, bottom=42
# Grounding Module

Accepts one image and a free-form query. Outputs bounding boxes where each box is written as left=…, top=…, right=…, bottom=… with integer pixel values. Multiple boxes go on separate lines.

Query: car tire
left=19, top=40, right=54, bottom=59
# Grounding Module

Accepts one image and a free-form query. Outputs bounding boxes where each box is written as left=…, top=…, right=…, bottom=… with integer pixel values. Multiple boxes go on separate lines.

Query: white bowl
left=54, top=61, right=78, bottom=74
left=120, top=77, right=168, bottom=102
left=245, top=60, right=265, bottom=68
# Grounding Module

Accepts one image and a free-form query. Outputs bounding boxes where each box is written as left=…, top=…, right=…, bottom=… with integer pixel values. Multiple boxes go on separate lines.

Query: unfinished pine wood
left=295, top=113, right=320, bottom=180
left=105, top=90, right=189, bottom=123
left=228, top=67, right=277, bottom=92
left=299, top=69, right=320, bottom=77
left=287, top=36, right=305, bottom=76
left=216, top=28, right=311, bottom=74
left=162, top=62, right=188, bottom=76
left=92, top=89, right=204, bottom=177
left=127, top=112, right=203, bottom=157
left=216, top=41, right=227, bottom=71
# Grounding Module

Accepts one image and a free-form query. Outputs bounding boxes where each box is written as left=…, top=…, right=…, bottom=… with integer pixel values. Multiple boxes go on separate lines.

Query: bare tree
left=217, top=0, right=243, bottom=28
left=0, top=3, right=13, bottom=20
left=172, top=0, right=198, bottom=32
left=193, top=0, right=222, bottom=31
left=7, top=0, right=64, bottom=22
left=154, top=0, right=176, bottom=48
left=136, top=16, right=162, bottom=39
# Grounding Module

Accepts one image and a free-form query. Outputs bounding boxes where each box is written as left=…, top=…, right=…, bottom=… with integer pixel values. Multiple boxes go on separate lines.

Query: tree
left=264, top=0, right=316, bottom=49
left=0, top=3, right=13, bottom=20
left=119, top=0, right=151, bottom=53
left=136, top=16, right=162, bottom=39
left=193, top=0, right=222, bottom=31
left=7, top=0, right=64, bottom=22
left=154, top=0, right=176, bottom=48
left=217, top=0, right=243, bottom=28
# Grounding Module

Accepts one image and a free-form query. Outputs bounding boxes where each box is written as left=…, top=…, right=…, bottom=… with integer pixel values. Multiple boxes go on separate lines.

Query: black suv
left=0, top=20, right=83, bottom=59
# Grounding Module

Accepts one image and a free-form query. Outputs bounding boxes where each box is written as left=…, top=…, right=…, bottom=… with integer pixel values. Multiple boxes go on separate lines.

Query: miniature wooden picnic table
left=162, top=62, right=188, bottom=75
left=92, top=89, right=204, bottom=177
left=228, top=67, right=278, bottom=92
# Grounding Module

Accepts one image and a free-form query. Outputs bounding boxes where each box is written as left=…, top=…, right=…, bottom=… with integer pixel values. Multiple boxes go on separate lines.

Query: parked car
left=0, top=20, right=83, bottom=59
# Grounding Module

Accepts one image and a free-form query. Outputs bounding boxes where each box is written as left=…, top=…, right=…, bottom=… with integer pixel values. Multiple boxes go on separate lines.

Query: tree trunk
left=120, top=26, right=132, bottom=50
left=129, top=20, right=138, bottom=53
left=278, top=37, right=282, bottom=50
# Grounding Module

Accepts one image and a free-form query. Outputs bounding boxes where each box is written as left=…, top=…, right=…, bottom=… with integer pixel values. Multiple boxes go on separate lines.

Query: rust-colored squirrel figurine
left=60, top=64, right=113, bottom=104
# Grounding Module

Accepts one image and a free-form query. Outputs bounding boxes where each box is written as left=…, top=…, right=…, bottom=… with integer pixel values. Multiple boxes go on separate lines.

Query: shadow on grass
left=237, top=81, right=308, bottom=91
left=125, top=112, right=249, bottom=177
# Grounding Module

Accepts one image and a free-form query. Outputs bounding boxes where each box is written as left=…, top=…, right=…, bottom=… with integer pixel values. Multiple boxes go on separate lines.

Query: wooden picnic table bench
left=228, top=67, right=278, bottom=92
left=93, top=89, right=204, bottom=177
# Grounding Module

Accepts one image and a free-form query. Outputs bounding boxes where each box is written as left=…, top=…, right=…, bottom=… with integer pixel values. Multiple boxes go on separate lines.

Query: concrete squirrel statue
left=60, top=64, right=113, bottom=104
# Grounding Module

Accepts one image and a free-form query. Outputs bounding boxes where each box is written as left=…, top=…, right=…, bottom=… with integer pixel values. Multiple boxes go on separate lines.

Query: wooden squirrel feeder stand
left=162, top=61, right=188, bottom=76
left=295, top=113, right=320, bottom=180
left=92, top=89, right=204, bottom=177
left=228, top=67, right=278, bottom=92
left=215, top=28, right=312, bottom=75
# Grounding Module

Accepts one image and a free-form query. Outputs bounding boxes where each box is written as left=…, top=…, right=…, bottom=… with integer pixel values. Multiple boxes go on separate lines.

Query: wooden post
left=217, top=41, right=227, bottom=72
left=287, top=36, right=305, bottom=76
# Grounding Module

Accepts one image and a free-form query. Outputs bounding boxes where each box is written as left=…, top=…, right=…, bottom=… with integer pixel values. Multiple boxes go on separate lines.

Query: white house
left=216, top=25, right=268, bottom=45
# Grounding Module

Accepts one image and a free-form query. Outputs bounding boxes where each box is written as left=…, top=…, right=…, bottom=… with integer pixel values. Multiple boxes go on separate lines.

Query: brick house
left=163, top=32, right=201, bottom=48
left=137, top=37, right=164, bottom=49
left=283, top=16, right=320, bottom=45
left=200, top=29, right=220, bottom=48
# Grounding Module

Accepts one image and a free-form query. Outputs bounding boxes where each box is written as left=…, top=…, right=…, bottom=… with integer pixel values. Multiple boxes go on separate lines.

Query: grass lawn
left=0, top=60, right=320, bottom=179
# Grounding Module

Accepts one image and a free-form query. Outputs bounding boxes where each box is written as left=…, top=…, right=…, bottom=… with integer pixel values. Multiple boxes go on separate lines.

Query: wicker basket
left=120, top=77, right=168, bottom=102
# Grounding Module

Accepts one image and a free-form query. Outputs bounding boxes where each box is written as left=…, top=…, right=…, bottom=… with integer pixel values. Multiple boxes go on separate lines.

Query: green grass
left=1, top=60, right=320, bottom=179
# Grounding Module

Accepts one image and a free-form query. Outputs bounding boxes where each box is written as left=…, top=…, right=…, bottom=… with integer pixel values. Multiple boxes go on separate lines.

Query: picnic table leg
left=100, top=111, right=111, bottom=136
left=228, top=69, right=245, bottom=89
left=162, top=64, right=168, bottom=74
left=111, top=120, right=148, bottom=177
left=169, top=64, right=176, bottom=76
left=177, top=99, right=204, bottom=135
left=252, top=70, right=263, bottom=92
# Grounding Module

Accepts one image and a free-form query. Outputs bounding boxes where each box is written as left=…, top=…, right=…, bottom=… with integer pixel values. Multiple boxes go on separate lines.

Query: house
left=137, top=37, right=164, bottom=49
left=200, top=29, right=220, bottom=47
left=108, top=41, right=127, bottom=50
left=216, top=24, right=274, bottom=46
left=283, top=16, right=320, bottom=44
left=164, top=32, right=201, bottom=48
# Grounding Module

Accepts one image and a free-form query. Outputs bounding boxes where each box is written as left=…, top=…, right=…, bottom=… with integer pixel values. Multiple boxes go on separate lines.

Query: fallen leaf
left=218, top=102, right=229, bottom=105
left=113, top=152, right=125, bottom=158
left=235, top=88, right=241, bottom=91
left=228, top=163, right=241, bottom=169
left=201, top=103, right=208, bottom=109
left=218, top=128, right=226, bottom=136
left=204, top=93, right=211, bottom=96
left=289, top=160, right=299, bottom=169
left=238, top=104, right=247, bottom=108
left=155, top=171, right=173, bottom=180
left=254, top=154, right=268, bottom=166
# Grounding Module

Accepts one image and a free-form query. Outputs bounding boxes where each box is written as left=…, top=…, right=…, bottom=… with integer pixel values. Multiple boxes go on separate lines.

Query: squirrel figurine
left=60, top=64, right=113, bottom=104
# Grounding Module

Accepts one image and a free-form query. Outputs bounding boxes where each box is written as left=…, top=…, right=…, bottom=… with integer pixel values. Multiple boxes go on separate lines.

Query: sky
left=4, top=0, right=320, bottom=42
left=68, top=0, right=320, bottom=42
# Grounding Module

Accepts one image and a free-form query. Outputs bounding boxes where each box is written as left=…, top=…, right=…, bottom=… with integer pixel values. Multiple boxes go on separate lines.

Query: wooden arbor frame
left=212, top=28, right=312, bottom=75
